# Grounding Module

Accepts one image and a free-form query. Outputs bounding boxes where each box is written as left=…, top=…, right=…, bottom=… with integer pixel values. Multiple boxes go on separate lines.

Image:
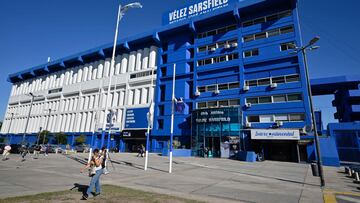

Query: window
left=289, top=114, right=305, bottom=121
left=198, top=102, right=207, bottom=109
left=229, top=82, right=240, bottom=89
left=246, top=98, right=258, bottom=104
left=259, top=96, right=272, bottom=104
left=267, top=29, right=280, bottom=37
left=217, top=42, right=225, bottom=48
left=280, top=26, right=294, bottom=34
left=280, top=42, right=296, bottom=51
left=286, top=75, right=300, bottom=82
left=158, top=119, right=164, bottom=129
left=229, top=99, right=240, bottom=106
left=242, top=10, right=292, bottom=27
left=197, top=24, right=237, bottom=39
left=208, top=101, right=218, bottom=108
left=275, top=114, right=288, bottom=122
left=207, top=85, right=216, bottom=92
left=287, top=94, right=302, bottom=101
left=219, top=100, right=229, bottom=107
left=248, top=80, right=258, bottom=86
left=260, top=115, right=273, bottom=123
left=244, top=49, right=259, bottom=58
left=198, top=46, right=207, bottom=52
left=218, top=84, right=228, bottom=90
left=255, top=32, right=267, bottom=40
left=204, top=58, right=213, bottom=65
left=258, top=78, right=271, bottom=86
left=243, top=25, right=294, bottom=42
left=248, top=116, right=260, bottom=123
left=272, top=76, right=286, bottom=84
left=208, top=44, right=217, bottom=51
left=219, top=55, right=227, bottom=62
left=198, top=86, right=206, bottom=93
left=273, top=95, right=286, bottom=103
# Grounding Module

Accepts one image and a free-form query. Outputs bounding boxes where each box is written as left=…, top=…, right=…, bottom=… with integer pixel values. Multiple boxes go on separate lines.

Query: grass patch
left=0, top=184, right=205, bottom=203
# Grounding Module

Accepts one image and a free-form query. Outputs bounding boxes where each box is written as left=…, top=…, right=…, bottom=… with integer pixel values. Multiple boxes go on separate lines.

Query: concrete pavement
left=0, top=153, right=351, bottom=203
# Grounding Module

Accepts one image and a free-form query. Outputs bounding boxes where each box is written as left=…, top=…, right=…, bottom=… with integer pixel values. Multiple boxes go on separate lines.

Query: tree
left=38, top=130, right=50, bottom=144
left=54, top=132, right=67, bottom=145
left=75, top=134, right=86, bottom=145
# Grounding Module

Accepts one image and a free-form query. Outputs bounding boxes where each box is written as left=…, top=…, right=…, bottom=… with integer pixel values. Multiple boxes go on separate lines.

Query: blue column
left=106, top=131, right=111, bottom=149
left=94, top=133, right=99, bottom=149
left=119, top=139, right=125, bottom=152
left=100, top=131, right=105, bottom=148
left=71, top=134, right=75, bottom=149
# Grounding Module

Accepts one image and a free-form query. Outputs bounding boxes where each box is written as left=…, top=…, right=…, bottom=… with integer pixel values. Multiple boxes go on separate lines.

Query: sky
left=0, top=0, right=359, bottom=127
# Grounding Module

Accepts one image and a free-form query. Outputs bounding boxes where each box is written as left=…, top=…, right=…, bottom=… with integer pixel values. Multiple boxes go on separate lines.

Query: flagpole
left=144, top=66, right=155, bottom=171
left=169, top=63, right=176, bottom=173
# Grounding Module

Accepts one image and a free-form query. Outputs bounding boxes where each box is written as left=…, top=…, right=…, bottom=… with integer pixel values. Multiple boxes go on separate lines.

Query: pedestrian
left=137, top=145, right=144, bottom=157
left=45, top=144, right=50, bottom=156
left=2, top=145, right=11, bottom=161
left=80, top=148, right=104, bottom=200
left=33, top=145, right=41, bottom=159
left=141, top=144, right=145, bottom=157
left=20, top=145, right=28, bottom=161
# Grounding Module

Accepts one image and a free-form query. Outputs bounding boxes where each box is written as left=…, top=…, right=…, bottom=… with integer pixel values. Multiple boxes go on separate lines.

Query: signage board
left=251, top=129, right=300, bottom=140
left=124, top=108, right=149, bottom=129
left=194, top=107, right=240, bottom=123
left=163, top=0, right=236, bottom=25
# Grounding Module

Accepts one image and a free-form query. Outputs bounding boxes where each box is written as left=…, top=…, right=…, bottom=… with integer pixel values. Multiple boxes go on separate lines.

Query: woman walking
left=80, top=148, right=104, bottom=200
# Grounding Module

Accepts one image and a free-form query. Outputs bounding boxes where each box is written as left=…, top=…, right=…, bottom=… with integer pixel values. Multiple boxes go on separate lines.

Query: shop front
left=191, top=107, right=242, bottom=158
left=120, top=107, right=149, bottom=152
left=250, top=129, right=301, bottom=162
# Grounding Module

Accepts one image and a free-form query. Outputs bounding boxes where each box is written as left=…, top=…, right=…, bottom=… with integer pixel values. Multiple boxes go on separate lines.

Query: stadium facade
left=2, top=0, right=357, bottom=164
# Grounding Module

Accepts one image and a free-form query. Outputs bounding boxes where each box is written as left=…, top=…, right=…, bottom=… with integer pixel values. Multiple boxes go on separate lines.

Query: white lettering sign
left=251, top=129, right=300, bottom=140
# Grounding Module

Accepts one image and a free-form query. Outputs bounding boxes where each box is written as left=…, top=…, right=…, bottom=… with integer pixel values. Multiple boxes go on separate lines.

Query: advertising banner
left=251, top=129, right=300, bottom=140
left=124, top=108, right=149, bottom=130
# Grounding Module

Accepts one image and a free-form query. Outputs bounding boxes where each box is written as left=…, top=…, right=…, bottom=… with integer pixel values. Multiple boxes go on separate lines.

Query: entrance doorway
left=253, top=141, right=299, bottom=162
left=205, top=137, right=220, bottom=157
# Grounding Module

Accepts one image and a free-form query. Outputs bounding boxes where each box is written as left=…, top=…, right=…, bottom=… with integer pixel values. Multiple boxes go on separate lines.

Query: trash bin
left=311, top=163, right=319, bottom=177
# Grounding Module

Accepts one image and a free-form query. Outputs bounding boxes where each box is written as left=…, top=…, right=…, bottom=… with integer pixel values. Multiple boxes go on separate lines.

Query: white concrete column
left=97, top=63, right=104, bottom=79
left=128, top=89, right=134, bottom=105
left=121, top=54, right=129, bottom=74
left=141, top=87, right=148, bottom=104
left=134, top=89, right=140, bottom=105
left=77, top=68, right=83, bottom=83
left=149, top=46, right=158, bottom=68
left=115, top=55, right=121, bottom=75
left=128, top=52, right=136, bottom=72
left=83, top=66, right=88, bottom=82
left=142, top=48, right=150, bottom=70
left=104, top=60, right=110, bottom=78
left=88, top=65, right=93, bottom=81
left=85, top=112, right=92, bottom=132
left=135, top=49, right=143, bottom=71
left=119, top=91, right=125, bottom=106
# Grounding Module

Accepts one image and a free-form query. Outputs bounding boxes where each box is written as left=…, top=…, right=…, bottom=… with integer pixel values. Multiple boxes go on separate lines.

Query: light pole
left=43, top=108, right=55, bottom=145
left=291, top=36, right=325, bottom=187
left=22, top=93, right=43, bottom=144
left=6, top=112, right=18, bottom=144
left=100, top=2, right=142, bottom=148
left=144, top=65, right=155, bottom=170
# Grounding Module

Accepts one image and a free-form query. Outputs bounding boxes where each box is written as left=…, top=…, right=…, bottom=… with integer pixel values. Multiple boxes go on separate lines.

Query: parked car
left=74, top=144, right=89, bottom=153
left=10, top=144, right=22, bottom=154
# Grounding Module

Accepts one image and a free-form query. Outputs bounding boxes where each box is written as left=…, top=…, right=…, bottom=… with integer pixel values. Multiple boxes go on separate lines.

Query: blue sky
left=0, top=0, right=359, bottom=126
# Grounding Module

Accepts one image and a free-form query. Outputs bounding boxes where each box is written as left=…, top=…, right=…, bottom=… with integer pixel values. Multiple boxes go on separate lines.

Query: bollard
left=349, top=169, right=353, bottom=177
left=355, top=172, right=360, bottom=182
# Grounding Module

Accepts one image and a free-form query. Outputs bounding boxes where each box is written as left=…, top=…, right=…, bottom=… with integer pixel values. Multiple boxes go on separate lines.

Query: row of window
left=197, top=99, right=240, bottom=109
left=247, top=113, right=305, bottom=123
left=245, top=74, right=300, bottom=87
left=242, top=10, right=292, bottom=27
left=246, top=93, right=302, bottom=105
left=130, top=70, right=157, bottom=79
left=197, top=53, right=239, bottom=66
left=197, top=82, right=240, bottom=93
left=243, top=25, right=294, bottom=42
left=243, top=41, right=296, bottom=58
left=198, top=39, right=238, bottom=53
left=197, top=24, right=237, bottom=39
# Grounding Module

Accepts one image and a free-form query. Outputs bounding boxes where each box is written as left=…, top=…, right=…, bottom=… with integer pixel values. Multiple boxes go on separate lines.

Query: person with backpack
left=80, top=148, right=104, bottom=200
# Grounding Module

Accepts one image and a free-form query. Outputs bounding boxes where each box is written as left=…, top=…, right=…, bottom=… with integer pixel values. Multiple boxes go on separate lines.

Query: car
left=10, top=144, right=22, bottom=154
left=74, top=144, right=88, bottom=153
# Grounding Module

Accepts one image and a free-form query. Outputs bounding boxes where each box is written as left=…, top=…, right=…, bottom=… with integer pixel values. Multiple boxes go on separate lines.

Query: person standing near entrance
left=2, top=145, right=11, bottom=161
left=80, top=148, right=104, bottom=200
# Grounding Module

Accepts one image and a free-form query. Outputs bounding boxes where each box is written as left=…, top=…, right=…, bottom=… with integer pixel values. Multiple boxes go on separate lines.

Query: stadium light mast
left=22, top=93, right=43, bottom=144
left=100, top=2, right=143, bottom=149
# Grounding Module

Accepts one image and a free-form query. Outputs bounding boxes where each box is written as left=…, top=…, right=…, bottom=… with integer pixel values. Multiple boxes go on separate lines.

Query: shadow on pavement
left=70, top=183, right=88, bottom=195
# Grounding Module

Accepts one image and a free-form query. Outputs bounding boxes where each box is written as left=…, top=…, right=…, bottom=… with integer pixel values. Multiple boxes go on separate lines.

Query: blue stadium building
left=4, top=0, right=358, bottom=165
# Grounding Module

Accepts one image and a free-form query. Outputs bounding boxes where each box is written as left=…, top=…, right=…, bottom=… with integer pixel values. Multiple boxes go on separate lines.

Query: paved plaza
left=0, top=153, right=359, bottom=203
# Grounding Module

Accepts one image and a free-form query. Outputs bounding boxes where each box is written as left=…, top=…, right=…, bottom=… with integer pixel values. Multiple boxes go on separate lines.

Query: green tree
left=39, top=130, right=50, bottom=144
left=75, top=134, right=86, bottom=145
left=54, top=132, right=67, bottom=145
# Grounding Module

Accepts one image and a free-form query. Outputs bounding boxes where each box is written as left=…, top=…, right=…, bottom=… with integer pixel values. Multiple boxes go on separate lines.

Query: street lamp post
left=6, top=112, right=17, bottom=144
left=291, top=36, right=325, bottom=187
left=22, top=93, right=43, bottom=144
left=100, top=2, right=142, bottom=148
